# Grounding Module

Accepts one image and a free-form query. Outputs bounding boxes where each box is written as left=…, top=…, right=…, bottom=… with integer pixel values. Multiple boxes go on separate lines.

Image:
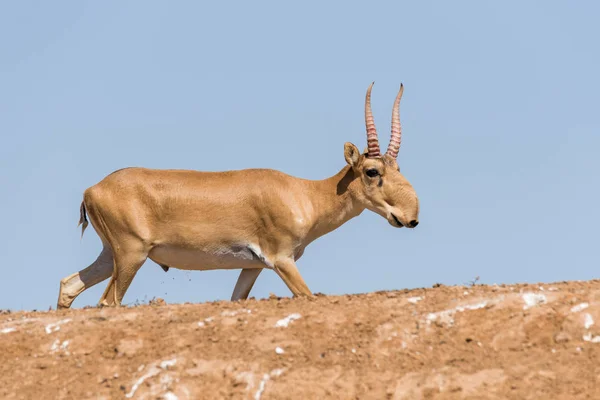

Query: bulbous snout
left=387, top=213, right=419, bottom=229
left=387, top=212, right=419, bottom=229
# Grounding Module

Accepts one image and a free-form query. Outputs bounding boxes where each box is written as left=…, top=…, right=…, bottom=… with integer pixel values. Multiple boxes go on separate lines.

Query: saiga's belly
left=148, top=244, right=268, bottom=271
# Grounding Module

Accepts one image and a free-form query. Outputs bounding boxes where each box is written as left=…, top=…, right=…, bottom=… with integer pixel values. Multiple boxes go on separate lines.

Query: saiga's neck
left=304, top=166, right=364, bottom=244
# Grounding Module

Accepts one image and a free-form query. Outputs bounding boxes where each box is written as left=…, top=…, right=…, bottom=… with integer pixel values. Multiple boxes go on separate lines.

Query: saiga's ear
left=344, top=142, right=360, bottom=167
left=382, top=154, right=398, bottom=168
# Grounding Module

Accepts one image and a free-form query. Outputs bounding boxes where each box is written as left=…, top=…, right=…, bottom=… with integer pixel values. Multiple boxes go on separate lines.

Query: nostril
left=409, top=220, right=419, bottom=228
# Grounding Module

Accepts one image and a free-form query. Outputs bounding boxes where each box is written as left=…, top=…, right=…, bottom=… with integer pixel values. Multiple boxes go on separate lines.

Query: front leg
left=231, top=268, right=262, bottom=301
left=274, top=258, right=313, bottom=297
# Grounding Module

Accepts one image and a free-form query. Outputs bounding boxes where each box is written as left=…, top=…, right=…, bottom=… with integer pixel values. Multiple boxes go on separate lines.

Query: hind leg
left=57, top=246, right=113, bottom=309
left=99, top=243, right=148, bottom=307
left=231, top=268, right=262, bottom=301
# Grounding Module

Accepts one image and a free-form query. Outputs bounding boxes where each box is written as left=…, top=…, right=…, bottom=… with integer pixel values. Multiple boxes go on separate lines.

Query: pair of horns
left=365, top=82, right=404, bottom=159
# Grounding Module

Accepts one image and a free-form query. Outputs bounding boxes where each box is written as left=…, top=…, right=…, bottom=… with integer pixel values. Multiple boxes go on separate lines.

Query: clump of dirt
left=1, top=280, right=600, bottom=399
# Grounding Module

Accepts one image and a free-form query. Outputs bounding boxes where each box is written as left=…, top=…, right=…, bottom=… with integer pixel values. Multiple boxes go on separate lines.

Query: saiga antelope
left=57, top=82, right=420, bottom=309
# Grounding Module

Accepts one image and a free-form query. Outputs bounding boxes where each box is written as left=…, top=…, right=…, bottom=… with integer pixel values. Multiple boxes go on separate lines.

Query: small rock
left=554, top=332, right=571, bottom=344
left=149, top=298, right=166, bottom=306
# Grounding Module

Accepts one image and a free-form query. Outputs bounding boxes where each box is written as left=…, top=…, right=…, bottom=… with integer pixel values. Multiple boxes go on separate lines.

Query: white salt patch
left=125, top=358, right=177, bottom=399
left=254, top=374, right=270, bottom=400
left=426, top=301, right=488, bottom=327
left=198, top=316, right=214, bottom=326
left=45, top=318, right=72, bottom=334
left=126, top=367, right=161, bottom=398
left=221, top=309, right=252, bottom=317
left=522, top=293, right=547, bottom=310
left=221, top=310, right=236, bottom=317
left=163, top=392, right=178, bottom=400
left=583, top=333, right=600, bottom=343
left=275, top=347, right=284, bottom=354
left=254, top=369, right=284, bottom=400
left=584, top=313, right=594, bottom=329
left=160, top=359, right=177, bottom=369
left=274, top=313, right=301, bottom=328
left=426, top=310, right=451, bottom=325
left=1, top=327, right=16, bottom=334
left=50, top=339, right=70, bottom=354
left=50, top=339, right=60, bottom=352
left=160, top=374, right=174, bottom=387
left=548, top=287, right=558, bottom=291
left=571, top=303, right=589, bottom=313
left=407, top=296, right=422, bottom=304
left=455, top=302, right=488, bottom=312
left=236, top=371, right=255, bottom=390
left=463, top=291, right=469, bottom=295
left=351, top=348, right=356, bottom=353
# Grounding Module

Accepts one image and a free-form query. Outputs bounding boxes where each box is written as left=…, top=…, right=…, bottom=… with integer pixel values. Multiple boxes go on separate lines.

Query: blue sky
left=1, top=1, right=598, bottom=311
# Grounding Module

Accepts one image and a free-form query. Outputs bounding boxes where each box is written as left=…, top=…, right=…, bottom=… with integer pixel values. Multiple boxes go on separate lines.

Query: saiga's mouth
left=391, top=214, right=404, bottom=228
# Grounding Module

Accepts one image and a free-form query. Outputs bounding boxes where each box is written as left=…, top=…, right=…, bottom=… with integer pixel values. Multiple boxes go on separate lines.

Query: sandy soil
left=1, top=280, right=600, bottom=399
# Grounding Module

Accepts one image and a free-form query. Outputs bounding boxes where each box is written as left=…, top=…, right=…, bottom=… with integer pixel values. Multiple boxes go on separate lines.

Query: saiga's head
left=344, top=82, right=420, bottom=229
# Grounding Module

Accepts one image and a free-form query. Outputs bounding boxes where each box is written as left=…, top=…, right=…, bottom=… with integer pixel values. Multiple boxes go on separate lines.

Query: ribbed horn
left=386, top=83, right=404, bottom=159
left=365, top=82, right=381, bottom=158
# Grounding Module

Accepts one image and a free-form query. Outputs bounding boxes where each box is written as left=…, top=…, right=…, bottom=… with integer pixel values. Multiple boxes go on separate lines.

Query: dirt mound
left=2, top=280, right=600, bottom=399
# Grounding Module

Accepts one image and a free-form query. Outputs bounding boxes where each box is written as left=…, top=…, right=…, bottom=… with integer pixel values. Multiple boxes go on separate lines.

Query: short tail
left=78, top=201, right=89, bottom=238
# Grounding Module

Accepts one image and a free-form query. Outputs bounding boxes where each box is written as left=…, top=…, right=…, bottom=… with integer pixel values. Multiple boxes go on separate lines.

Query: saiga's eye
left=365, top=169, right=379, bottom=178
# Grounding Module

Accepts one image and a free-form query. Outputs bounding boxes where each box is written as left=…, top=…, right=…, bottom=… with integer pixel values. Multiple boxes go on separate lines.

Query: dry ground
left=2, top=280, right=600, bottom=399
